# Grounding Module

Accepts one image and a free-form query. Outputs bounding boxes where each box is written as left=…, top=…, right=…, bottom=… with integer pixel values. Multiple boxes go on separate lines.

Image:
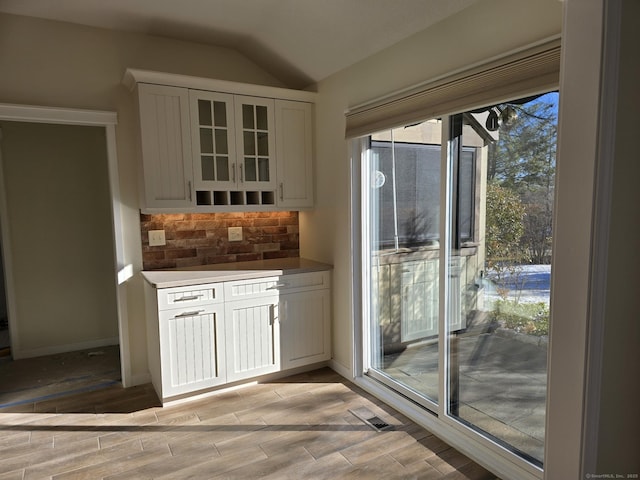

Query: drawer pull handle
left=174, top=309, right=205, bottom=318
left=174, top=295, right=204, bottom=302
left=268, top=282, right=289, bottom=289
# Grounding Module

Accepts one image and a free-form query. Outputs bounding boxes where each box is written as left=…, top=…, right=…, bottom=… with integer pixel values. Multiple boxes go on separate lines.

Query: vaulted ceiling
left=0, top=0, right=478, bottom=88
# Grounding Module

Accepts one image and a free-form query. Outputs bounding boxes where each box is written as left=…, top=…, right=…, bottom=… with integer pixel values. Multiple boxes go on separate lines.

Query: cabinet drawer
left=224, top=276, right=281, bottom=301
left=276, top=271, right=330, bottom=293
left=158, top=283, right=224, bottom=310
left=224, top=271, right=331, bottom=301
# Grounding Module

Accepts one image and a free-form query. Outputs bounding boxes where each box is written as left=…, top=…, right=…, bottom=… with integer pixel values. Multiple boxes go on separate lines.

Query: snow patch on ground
left=484, top=264, right=551, bottom=304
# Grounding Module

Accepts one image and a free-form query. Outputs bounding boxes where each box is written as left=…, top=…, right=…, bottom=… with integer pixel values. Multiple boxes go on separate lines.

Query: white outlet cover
left=228, top=226, right=243, bottom=242
left=148, top=229, right=166, bottom=246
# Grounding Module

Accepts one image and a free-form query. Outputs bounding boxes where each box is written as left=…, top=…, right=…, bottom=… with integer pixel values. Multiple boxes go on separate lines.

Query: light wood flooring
left=0, top=367, right=499, bottom=479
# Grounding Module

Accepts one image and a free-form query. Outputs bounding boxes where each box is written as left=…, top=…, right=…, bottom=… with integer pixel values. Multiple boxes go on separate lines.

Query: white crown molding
left=0, top=103, right=117, bottom=125
left=123, top=68, right=317, bottom=103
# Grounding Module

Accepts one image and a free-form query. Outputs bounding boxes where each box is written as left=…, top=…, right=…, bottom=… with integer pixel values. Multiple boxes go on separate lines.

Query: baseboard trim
left=328, top=359, right=353, bottom=379
left=12, top=337, right=120, bottom=360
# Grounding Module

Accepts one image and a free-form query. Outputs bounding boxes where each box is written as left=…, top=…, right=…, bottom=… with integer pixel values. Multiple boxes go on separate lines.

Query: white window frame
left=352, top=111, right=546, bottom=479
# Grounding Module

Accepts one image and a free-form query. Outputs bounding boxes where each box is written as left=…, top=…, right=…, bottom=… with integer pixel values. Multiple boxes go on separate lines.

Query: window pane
left=367, top=119, right=442, bottom=405
left=446, top=92, right=558, bottom=466
left=458, top=150, right=475, bottom=242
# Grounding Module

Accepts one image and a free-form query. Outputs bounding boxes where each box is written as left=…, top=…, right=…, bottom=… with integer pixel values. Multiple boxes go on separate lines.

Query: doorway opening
left=0, top=236, right=8, bottom=359
left=0, top=105, right=130, bottom=407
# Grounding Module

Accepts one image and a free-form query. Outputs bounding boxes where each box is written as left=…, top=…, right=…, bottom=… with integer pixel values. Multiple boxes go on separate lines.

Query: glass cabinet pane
left=242, top=104, right=254, bottom=129
left=198, top=100, right=212, bottom=126
left=201, top=156, right=214, bottom=181
left=243, top=131, right=255, bottom=155
left=258, top=158, right=270, bottom=181
left=200, top=128, right=213, bottom=154
left=244, top=158, right=257, bottom=181
left=213, top=101, right=227, bottom=127
left=215, top=129, right=228, bottom=154
left=256, top=105, right=268, bottom=130
left=216, top=157, right=229, bottom=181
left=257, top=132, right=269, bottom=156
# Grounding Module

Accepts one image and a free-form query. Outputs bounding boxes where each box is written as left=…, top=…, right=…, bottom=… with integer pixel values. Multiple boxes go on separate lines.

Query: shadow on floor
left=0, top=345, right=122, bottom=411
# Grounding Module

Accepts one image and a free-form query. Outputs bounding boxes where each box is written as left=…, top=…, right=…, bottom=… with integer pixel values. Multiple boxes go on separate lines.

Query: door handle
left=174, top=294, right=204, bottom=302
left=174, top=309, right=205, bottom=318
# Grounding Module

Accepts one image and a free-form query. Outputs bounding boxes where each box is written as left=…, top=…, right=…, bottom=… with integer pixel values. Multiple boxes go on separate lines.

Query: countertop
left=141, top=257, right=332, bottom=289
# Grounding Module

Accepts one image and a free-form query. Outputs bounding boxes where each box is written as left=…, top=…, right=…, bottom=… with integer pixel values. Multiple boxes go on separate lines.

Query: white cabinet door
left=401, top=260, right=439, bottom=342
left=280, top=289, right=331, bottom=370
left=234, top=96, right=277, bottom=191
left=275, top=100, right=314, bottom=208
left=225, top=295, right=280, bottom=382
left=138, top=83, right=194, bottom=208
left=189, top=90, right=236, bottom=191
left=159, top=305, right=226, bottom=397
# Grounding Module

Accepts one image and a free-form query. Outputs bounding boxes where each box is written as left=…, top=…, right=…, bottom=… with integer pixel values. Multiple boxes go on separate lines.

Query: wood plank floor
left=0, top=368, right=499, bottom=479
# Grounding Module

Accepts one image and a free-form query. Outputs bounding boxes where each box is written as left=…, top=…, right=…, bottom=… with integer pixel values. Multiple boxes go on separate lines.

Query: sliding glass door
left=365, top=119, right=443, bottom=406
left=362, top=92, right=558, bottom=468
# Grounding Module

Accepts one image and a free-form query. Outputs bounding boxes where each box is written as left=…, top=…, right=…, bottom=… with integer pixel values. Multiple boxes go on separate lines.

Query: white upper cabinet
left=235, top=96, right=276, bottom=192
left=189, top=90, right=236, bottom=191
left=137, top=83, right=194, bottom=209
left=275, top=100, right=314, bottom=208
left=125, top=69, right=316, bottom=213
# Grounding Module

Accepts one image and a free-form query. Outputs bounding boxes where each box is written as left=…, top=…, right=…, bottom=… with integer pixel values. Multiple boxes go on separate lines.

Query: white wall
left=0, top=12, right=286, bottom=381
left=303, top=0, right=563, bottom=373
left=0, top=122, right=118, bottom=356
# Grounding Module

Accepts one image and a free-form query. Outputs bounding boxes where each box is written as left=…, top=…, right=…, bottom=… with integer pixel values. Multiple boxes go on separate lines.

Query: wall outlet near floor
left=148, top=229, right=166, bottom=246
left=228, top=226, right=243, bottom=242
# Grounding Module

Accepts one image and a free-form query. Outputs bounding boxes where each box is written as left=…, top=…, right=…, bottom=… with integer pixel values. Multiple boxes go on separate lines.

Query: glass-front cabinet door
left=234, top=95, right=276, bottom=191
left=189, top=91, right=236, bottom=191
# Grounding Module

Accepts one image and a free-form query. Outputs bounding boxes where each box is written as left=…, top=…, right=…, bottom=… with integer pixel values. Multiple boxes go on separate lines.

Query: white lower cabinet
left=159, top=305, right=226, bottom=397
left=225, top=295, right=280, bottom=382
left=280, top=289, right=331, bottom=370
left=145, top=269, right=331, bottom=403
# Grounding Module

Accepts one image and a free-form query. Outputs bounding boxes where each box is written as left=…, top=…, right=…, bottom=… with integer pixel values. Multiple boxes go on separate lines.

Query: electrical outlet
left=148, top=229, right=166, bottom=246
left=228, top=226, right=243, bottom=242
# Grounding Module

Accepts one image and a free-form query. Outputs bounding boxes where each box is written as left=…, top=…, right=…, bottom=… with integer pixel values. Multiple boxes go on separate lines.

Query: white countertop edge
left=141, top=258, right=332, bottom=289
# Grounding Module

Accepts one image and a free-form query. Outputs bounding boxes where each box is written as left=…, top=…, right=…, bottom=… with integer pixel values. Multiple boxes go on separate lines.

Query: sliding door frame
left=351, top=114, right=545, bottom=480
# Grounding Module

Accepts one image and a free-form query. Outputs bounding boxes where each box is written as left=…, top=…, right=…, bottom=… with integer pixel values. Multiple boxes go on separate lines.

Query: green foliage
left=488, top=95, right=558, bottom=265
left=491, top=299, right=549, bottom=336
left=485, top=182, right=528, bottom=281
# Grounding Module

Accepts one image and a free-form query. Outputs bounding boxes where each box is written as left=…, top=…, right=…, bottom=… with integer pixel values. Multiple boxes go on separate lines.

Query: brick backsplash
left=140, top=211, right=299, bottom=270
